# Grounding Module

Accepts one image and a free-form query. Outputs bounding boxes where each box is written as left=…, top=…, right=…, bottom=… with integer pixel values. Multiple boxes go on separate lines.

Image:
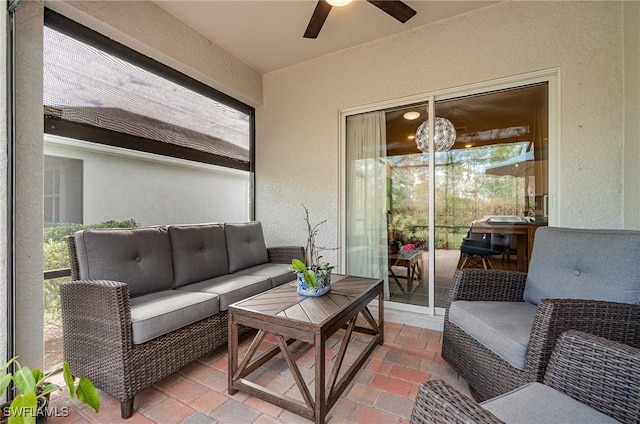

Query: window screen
left=43, top=10, right=253, bottom=171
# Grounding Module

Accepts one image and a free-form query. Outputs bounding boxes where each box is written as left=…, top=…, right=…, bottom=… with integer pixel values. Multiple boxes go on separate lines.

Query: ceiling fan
left=304, top=0, right=417, bottom=39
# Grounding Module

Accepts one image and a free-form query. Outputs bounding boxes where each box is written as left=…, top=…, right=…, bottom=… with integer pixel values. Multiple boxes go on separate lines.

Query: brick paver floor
left=46, top=322, right=469, bottom=424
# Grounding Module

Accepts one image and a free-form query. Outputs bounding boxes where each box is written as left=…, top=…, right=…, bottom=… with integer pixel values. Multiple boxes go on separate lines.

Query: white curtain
left=345, top=111, right=388, bottom=281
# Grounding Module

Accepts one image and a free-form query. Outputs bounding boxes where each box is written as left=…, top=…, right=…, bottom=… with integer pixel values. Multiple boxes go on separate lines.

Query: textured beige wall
left=15, top=1, right=45, bottom=367
left=45, top=140, right=250, bottom=226
left=47, top=0, right=263, bottom=107
left=257, top=1, right=630, bottom=257
left=623, top=1, right=640, bottom=229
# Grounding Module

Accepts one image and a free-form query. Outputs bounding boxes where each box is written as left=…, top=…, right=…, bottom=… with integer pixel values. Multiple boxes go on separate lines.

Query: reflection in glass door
left=344, top=82, right=549, bottom=312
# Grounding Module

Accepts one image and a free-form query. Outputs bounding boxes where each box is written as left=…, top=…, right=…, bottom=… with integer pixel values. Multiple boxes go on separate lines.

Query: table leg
left=228, top=317, right=239, bottom=395
left=516, top=235, right=527, bottom=272
left=314, top=333, right=326, bottom=424
left=378, top=288, right=384, bottom=345
left=388, top=265, right=406, bottom=294
left=388, top=265, right=401, bottom=285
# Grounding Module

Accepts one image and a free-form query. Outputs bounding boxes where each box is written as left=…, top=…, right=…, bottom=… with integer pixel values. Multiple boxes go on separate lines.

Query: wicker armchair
left=412, top=331, right=640, bottom=423
left=442, top=227, right=640, bottom=401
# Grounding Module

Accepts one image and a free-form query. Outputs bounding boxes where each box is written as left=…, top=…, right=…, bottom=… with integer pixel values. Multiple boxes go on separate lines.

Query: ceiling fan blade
left=367, top=0, right=417, bottom=23
left=304, top=1, right=333, bottom=39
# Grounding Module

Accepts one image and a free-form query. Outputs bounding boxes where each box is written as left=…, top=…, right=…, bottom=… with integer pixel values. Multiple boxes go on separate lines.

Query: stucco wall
left=257, top=1, right=631, bottom=259
left=623, top=1, right=640, bottom=229
left=45, top=139, right=250, bottom=226
left=15, top=1, right=45, bottom=367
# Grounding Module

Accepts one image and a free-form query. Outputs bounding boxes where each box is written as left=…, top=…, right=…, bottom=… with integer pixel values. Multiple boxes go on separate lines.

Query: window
left=44, top=156, right=83, bottom=227
left=43, top=167, right=61, bottom=226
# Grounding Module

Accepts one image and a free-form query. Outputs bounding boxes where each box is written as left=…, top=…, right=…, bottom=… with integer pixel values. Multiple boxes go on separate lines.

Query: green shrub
left=44, top=219, right=139, bottom=271
left=44, top=223, right=87, bottom=243
left=43, top=219, right=139, bottom=325
left=44, top=276, right=68, bottom=324
left=44, top=219, right=139, bottom=243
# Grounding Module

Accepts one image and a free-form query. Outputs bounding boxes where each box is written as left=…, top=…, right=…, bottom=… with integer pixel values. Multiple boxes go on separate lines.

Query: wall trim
left=44, top=134, right=249, bottom=177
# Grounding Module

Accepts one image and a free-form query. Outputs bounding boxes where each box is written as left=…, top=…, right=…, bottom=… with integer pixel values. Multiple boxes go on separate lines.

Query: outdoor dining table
left=469, top=216, right=547, bottom=272
left=388, top=250, right=422, bottom=293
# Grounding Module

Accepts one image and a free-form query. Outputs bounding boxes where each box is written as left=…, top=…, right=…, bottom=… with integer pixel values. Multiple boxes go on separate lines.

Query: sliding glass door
left=343, top=76, right=552, bottom=314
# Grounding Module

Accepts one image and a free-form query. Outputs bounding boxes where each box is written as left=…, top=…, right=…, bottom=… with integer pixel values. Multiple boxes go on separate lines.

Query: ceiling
left=151, top=1, right=544, bottom=160
left=154, top=1, right=497, bottom=74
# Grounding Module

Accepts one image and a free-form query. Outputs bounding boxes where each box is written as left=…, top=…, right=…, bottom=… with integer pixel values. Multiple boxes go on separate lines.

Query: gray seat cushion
left=178, top=274, right=271, bottom=310
left=524, top=227, right=640, bottom=305
left=74, top=227, right=174, bottom=297
left=449, top=301, right=538, bottom=370
left=168, top=223, right=228, bottom=287
left=129, top=290, right=220, bottom=344
left=236, top=263, right=294, bottom=288
left=481, top=382, right=619, bottom=423
left=225, top=222, right=269, bottom=273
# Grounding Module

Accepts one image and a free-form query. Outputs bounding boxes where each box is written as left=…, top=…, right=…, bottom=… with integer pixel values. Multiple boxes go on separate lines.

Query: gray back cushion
left=225, top=222, right=269, bottom=273
left=74, top=227, right=174, bottom=297
left=524, top=227, right=640, bottom=305
left=168, top=224, right=229, bottom=287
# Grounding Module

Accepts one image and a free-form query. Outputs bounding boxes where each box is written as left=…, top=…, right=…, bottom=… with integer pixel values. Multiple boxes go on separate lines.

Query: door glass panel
left=385, top=104, right=429, bottom=305
left=433, top=83, right=548, bottom=308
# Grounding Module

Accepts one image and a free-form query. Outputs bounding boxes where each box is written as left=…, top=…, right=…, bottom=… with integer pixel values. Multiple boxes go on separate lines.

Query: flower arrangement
left=290, top=204, right=334, bottom=290
left=401, top=243, right=416, bottom=251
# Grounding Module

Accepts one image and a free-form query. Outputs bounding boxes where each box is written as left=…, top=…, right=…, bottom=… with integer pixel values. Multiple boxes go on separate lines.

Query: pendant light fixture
left=415, top=117, right=457, bottom=152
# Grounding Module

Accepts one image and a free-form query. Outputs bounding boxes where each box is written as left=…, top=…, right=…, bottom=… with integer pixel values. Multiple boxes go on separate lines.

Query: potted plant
left=0, top=356, right=100, bottom=424
left=400, top=243, right=417, bottom=258
left=290, top=204, right=335, bottom=296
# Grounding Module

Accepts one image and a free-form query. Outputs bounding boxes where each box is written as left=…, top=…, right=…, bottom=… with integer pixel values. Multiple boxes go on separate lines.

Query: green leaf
left=0, top=374, right=12, bottom=397
left=290, top=258, right=306, bottom=272
left=13, top=367, right=36, bottom=395
left=303, top=270, right=317, bottom=288
left=37, top=383, right=61, bottom=397
left=8, top=392, right=37, bottom=424
left=62, top=361, right=75, bottom=398
left=75, top=377, right=100, bottom=413
left=30, top=369, right=43, bottom=386
left=1, top=356, right=17, bottom=373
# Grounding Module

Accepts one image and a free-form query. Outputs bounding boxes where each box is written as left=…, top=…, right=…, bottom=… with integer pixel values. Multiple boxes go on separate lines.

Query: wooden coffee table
left=228, top=274, right=383, bottom=424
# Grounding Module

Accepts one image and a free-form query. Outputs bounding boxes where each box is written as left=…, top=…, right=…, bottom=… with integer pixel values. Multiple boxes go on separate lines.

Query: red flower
left=402, top=244, right=415, bottom=251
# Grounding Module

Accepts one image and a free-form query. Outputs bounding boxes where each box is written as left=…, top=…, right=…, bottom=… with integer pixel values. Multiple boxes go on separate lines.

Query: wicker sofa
left=61, top=221, right=303, bottom=418
left=442, top=227, right=640, bottom=402
left=412, top=330, right=640, bottom=423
